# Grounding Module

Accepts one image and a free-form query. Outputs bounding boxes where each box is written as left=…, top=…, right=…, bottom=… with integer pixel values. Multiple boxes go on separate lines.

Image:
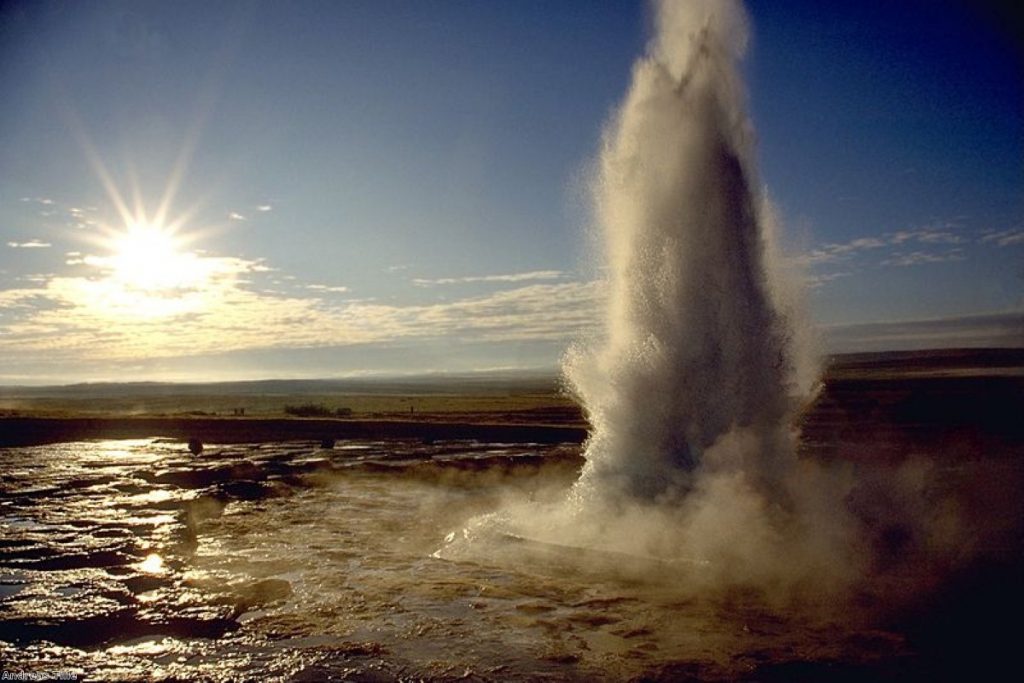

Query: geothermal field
left=1, top=353, right=1022, bottom=680
left=1, top=0, right=1021, bottom=681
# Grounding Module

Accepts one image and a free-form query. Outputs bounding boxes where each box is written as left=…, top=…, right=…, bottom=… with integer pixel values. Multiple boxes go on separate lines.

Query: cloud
left=981, top=229, right=1024, bottom=247
left=257, top=204, right=273, bottom=212
left=793, top=223, right=977, bottom=283
left=0, top=287, right=51, bottom=310
left=848, top=237, right=886, bottom=249
left=823, top=311, right=1024, bottom=353
left=805, top=271, right=850, bottom=289
left=63, top=205, right=98, bottom=229
left=306, top=284, right=350, bottom=293
left=798, top=225, right=973, bottom=267
left=888, top=228, right=963, bottom=245
left=397, top=280, right=602, bottom=341
left=412, top=270, right=564, bottom=287
left=881, top=249, right=965, bottom=267
left=7, top=240, right=52, bottom=249
left=228, top=212, right=247, bottom=221
left=795, top=237, right=886, bottom=266
left=0, top=248, right=602, bottom=367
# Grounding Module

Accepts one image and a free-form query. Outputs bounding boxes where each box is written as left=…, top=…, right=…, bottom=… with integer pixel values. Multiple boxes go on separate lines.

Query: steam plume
left=443, top=0, right=858, bottom=600
left=565, top=0, right=804, bottom=504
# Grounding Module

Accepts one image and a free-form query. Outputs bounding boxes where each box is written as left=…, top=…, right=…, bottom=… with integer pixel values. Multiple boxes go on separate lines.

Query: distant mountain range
left=0, top=368, right=563, bottom=398
left=2, top=348, right=1022, bottom=398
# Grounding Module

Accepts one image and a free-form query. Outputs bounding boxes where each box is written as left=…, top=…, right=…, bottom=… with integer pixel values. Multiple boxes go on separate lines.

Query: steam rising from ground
left=565, top=0, right=799, bottom=502
left=438, top=0, right=983, bottom=612
left=554, top=0, right=854, bottom=599
left=443, top=0, right=860, bottom=603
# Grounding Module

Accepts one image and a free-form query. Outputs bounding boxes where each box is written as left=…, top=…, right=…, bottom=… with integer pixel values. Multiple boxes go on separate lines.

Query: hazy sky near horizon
left=0, top=0, right=1021, bottom=383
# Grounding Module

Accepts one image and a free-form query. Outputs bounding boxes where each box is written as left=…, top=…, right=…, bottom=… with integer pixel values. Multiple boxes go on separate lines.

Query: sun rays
left=108, top=220, right=187, bottom=292
left=59, top=116, right=236, bottom=320
left=74, top=207, right=221, bottom=319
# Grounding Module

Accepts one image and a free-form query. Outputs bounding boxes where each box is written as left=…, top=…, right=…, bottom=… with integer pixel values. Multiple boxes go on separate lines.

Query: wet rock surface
left=0, top=438, right=591, bottom=679
left=1, top=435, right=1019, bottom=681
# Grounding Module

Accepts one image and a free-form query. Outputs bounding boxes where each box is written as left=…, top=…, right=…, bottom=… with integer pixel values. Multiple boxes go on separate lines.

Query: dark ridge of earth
left=2, top=372, right=1021, bottom=452
left=0, top=417, right=588, bottom=448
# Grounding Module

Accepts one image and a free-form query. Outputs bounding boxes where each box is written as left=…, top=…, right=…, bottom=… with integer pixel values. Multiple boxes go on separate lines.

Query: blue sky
left=0, top=0, right=1020, bottom=383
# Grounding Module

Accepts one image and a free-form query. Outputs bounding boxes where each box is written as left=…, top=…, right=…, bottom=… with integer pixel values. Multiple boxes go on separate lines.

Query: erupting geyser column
left=566, top=0, right=801, bottom=502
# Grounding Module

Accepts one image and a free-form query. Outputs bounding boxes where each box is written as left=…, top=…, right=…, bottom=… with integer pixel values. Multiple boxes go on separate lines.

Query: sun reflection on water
left=138, top=553, right=166, bottom=575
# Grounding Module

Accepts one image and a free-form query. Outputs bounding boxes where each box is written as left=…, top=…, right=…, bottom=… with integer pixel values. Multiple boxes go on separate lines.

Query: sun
left=66, top=122, right=260, bottom=321
left=110, top=220, right=191, bottom=292
left=73, top=214, right=222, bottom=319
left=66, top=127, right=241, bottom=321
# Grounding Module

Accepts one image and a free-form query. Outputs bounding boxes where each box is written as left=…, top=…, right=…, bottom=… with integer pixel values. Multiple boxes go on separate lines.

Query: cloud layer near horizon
left=823, top=311, right=1024, bottom=352
left=2, top=192, right=1021, bottom=382
left=3, top=242, right=1019, bottom=381
left=0, top=251, right=604, bottom=369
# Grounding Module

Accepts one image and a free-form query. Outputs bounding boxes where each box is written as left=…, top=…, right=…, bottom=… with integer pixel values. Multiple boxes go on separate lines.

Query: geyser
left=443, top=0, right=850, bottom=597
left=565, top=0, right=806, bottom=504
